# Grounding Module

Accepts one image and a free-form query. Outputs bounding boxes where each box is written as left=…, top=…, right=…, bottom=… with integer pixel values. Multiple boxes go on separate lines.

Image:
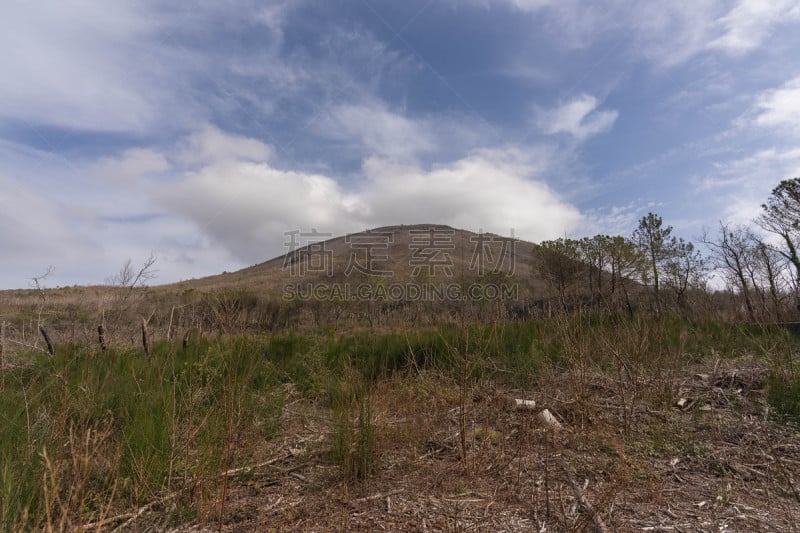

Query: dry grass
left=1, top=296, right=799, bottom=531
left=88, top=322, right=800, bottom=531
left=164, top=354, right=800, bottom=532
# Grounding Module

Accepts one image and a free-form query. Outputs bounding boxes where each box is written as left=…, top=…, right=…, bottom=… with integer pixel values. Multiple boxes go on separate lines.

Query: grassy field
left=1, top=316, right=799, bottom=531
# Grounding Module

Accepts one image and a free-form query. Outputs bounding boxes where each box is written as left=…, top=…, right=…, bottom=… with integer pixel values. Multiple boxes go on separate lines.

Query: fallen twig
left=559, top=454, right=609, bottom=533
left=351, top=489, right=404, bottom=503
left=222, top=453, right=291, bottom=477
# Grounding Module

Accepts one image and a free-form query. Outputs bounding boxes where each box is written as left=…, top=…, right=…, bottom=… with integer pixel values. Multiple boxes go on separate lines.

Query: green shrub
left=767, top=372, right=800, bottom=425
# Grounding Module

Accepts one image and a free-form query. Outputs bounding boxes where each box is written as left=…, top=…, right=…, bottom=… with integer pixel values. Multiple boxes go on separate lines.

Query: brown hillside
left=168, top=224, right=543, bottom=295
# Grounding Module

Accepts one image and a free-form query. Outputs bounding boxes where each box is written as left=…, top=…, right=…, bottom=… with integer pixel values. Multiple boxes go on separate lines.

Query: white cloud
left=752, top=76, right=800, bottom=131
left=174, top=125, right=273, bottom=166
left=711, top=147, right=800, bottom=178
left=581, top=202, right=645, bottom=238
left=0, top=1, right=162, bottom=132
left=507, top=0, right=554, bottom=9
left=536, top=94, right=618, bottom=141
left=157, top=160, right=356, bottom=262
left=697, top=146, right=800, bottom=224
left=155, top=129, right=582, bottom=263
left=90, top=149, right=170, bottom=185
left=493, top=0, right=721, bottom=65
left=0, top=173, right=94, bottom=287
left=709, top=0, right=800, bottom=54
left=316, top=102, right=437, bottom=161
left=0, top=1, right=299, bottom=134
left=315, top=100, right=501, bottom=163
left=494, top=0, right=795, bottom=66
left=357, top=152, right=583, bottom=241
left=603, top=1, right=717, bottom=66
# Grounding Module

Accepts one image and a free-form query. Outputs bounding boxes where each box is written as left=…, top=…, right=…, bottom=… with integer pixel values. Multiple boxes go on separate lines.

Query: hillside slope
left=168, top=224, right=542, bottom=295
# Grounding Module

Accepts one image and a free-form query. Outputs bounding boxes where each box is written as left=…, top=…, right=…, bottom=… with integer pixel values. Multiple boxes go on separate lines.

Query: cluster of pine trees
left=533, top=178, right=800, bottom=321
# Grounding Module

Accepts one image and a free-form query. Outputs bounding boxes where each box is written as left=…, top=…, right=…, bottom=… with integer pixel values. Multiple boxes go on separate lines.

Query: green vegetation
left=768, top=372, right=800, bottom=425
left=0, top=339, right=283, bottom=530
left=1, top=316, right=798, bottom=530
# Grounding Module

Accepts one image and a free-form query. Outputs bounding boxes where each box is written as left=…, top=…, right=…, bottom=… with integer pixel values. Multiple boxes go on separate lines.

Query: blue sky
left=2, top=0, right=800, bottom=288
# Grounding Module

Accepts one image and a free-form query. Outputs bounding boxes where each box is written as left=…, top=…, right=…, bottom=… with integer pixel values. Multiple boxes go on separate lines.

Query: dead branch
left=39, top=326, right=54, bottom=356
left=559, top=454, right=609, bottom=533
left=351, top=489, right=404, bottom=503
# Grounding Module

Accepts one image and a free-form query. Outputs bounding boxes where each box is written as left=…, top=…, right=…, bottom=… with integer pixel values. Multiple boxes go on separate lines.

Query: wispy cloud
left=709, top=0, right=800, bottom=54
left=493, top=0, right=796, bottom=66
left=489, top=0, right=720, bottom=65
left=536, top=95, right=618, bottom=141
left=316, top=101, right=437, bottom=161
left=0, top=1, right=303, bottom=135
left=694, top=146, right=800, bottom=224
left=0, top=1, right=163, bottom=132
left=174, top=126, right=273, bottom=167
left=89, top=149, right=171, bottom=186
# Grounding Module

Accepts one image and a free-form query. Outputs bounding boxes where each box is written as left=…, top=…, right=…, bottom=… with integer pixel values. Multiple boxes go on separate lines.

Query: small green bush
left=767, top=372, right=800, bottom=425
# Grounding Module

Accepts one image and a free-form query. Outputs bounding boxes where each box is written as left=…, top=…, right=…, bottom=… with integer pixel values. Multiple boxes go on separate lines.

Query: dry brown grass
left=146, top=355, right=799, bottom=532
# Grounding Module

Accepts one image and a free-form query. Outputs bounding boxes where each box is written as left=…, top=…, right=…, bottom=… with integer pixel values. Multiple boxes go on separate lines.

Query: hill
left=168, top=224, right=541, bottom=295
left=0, top=225, right=554, bottom=345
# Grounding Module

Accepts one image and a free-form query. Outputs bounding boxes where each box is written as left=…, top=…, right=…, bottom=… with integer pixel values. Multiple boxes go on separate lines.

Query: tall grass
left=0, top=338, right=283, bottom=531
left=1, top=316, right=795, bottom=529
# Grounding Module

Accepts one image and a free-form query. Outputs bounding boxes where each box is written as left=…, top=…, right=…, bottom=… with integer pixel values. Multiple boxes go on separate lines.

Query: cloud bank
left=155, top=128, right=583, bottom=264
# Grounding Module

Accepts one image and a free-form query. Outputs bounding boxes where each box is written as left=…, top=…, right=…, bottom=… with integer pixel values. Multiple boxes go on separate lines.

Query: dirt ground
left=133, top=356, right=800, bottom=532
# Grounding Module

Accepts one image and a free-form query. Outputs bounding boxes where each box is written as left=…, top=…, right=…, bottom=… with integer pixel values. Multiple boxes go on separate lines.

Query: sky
left=2, top=0, right=800, bottom=289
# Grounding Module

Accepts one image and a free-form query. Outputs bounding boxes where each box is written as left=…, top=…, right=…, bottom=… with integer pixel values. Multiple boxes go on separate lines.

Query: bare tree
left=751, top=240, right=793, bottom=320
left=107, top=253, right=158, bottom=291
left=662, top=238, right=705, bottom=312
left=29, top=266, right=54, bottom=350
left=103, top=253, right=159, bottom=345
left=702, top=223, right=759, bottom=321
